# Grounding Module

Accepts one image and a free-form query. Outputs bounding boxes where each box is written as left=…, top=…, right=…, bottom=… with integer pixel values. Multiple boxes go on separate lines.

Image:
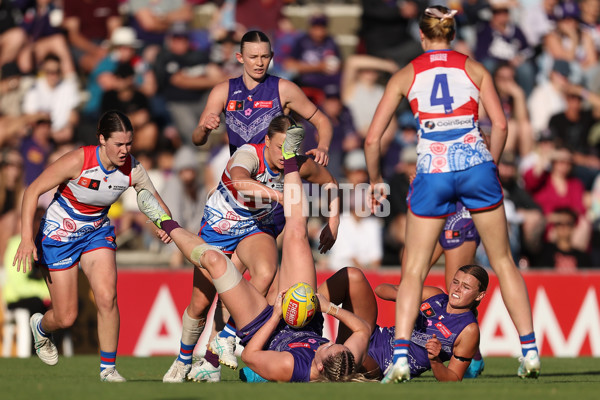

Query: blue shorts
left=199, top=205, right=285, bottom=254
left=35, top=224, right=116, bottom=270
left=408, top=161, right=503, bottom=218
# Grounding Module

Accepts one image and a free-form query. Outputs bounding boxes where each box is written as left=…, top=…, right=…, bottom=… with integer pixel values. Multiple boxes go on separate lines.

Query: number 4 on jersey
left=430, top=74, right=454, bottom=114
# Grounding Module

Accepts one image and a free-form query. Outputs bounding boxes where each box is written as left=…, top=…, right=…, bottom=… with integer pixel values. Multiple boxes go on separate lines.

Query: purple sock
left=161, top=219, right=181, bottom=236
left=205, top=349, right=220, bottom=368
left=283, top=157, right=298, bottom=174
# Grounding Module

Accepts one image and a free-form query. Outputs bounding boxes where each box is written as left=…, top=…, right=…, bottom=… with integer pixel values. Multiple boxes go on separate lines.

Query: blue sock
left=36, top=320, right=49, bottom=337
left=177, top=341, right=195, bottom=365
left=392, top=339, right=410, bottom=364
left=519, top=332, right=538, bottom=356
left=218, top=319, right=237, bottom=339
left=100, top=351, right=117, bottom=372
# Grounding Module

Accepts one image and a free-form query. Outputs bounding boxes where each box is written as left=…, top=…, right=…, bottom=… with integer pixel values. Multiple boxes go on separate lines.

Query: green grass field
left=1, top=356, right=598, bottom=400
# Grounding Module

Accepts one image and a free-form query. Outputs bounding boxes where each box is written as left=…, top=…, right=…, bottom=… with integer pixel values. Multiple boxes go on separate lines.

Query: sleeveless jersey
left=202, top=143, right=283, bottom=237
left=368, top=293, right=478, bottom=378
left=407, top=50, right=493, bottom=174
left=225, top=74, right=283, bottom=153
left=43, top=146, right=133, bottom=242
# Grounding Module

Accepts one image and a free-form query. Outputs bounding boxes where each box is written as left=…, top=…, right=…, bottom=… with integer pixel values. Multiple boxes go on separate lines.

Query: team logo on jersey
left=253, top=101, right=273, bottom=108
left=227, top=100, right=245, bottom=111
left=77, top=177, right=101, bottom=190
left=424, top=121, right=436, bottom=129
left=435, top=321, right=452, bottom=338
left=288, top=342, right=311, bottom=349
left=420, top=302, right=436, bottom=318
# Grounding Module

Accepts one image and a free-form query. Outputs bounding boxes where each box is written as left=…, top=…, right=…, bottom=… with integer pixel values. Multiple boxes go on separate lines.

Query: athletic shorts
left=199, top=205, right=285, bottom=254
left=408, top=161, right=503, bottom=218
left=35, top=223, right=116, bottom=271
left=439, top=202, right=481, bottom=250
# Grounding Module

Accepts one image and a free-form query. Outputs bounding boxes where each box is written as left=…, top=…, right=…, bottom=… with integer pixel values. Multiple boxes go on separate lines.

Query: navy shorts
left=408, top=161, right=503, bottom=218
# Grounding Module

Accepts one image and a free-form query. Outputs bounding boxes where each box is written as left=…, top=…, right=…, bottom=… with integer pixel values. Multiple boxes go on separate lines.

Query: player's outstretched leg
left=29, top=313, right=58, bottom=366
left=137, top=189, right=171, bottom=228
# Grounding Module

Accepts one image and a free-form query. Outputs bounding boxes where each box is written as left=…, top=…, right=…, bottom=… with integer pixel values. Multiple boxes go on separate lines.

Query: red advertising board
left=116, top=269, right=600, bottom=357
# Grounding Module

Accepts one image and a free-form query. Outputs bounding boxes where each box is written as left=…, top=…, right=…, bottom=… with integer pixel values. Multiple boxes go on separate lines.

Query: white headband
left=424, top=8, right=458, bottom=21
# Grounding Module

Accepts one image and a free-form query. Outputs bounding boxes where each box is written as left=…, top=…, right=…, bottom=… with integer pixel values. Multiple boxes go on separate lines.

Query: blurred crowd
left=1, top=0, right=600, bottom=282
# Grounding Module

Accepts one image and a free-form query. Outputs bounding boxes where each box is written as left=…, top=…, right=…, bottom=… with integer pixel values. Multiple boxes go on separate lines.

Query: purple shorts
left=438, top=202, right=481, bottom=250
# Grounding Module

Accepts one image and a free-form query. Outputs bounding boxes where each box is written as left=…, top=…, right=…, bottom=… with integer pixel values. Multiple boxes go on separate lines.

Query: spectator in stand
left=61, top=0, right=122, bottom=75
left=579, top=0, right=600, bottom=57
left=520, top=0, right=558, bottom=54
left=17, top=0, right=76, bottom=76
left=358, top=0, right=423, bottom=68
left=19, top=116, right=53, bottom=186
left=590, top=173, right=600, bottom=266
left=341, top=54, right=399, bottom=141
left=283, top=14, right=343, bottom=99
left=153, top=22, right=226, bottom=147
left=127, top=0, right=192, bottom=50
left=270, top=14, right=300, bottom=81
left=100, top=62, right=158, bottom=152
left=497, top=152, right=546, bottom=266
left=528, top=60, right=571, bottom=137
left=0, top=62, right=38, bottom=147
left=539, top=1, right=598, bottom=87
left=488, top=62, right=535, bottom=157
left=548, top=82, right=600, bottom=189
left=0, top=148, right=24, bottom=264
left=522, top=146, right=592, bottom=253
left=22, top=53, right=80, bottom=145
left=474, top=0, right=535, bottom=97
left=232, top=0, right=285, bottom=41
left=160, top=146, right=206, bottom=268
left=531, top=207, right=592, bottom=269
left=327, top=150, right=383, bottom=271
left=301, top=86, right=360, bottom=182
left=0, top=0, right=27, bottom=67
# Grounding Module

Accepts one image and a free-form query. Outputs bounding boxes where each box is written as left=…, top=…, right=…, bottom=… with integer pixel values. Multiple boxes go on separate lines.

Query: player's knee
left=54, top=309, right=78, bottom=329
left=285, top=223, right=307, bottom=241
left=345, top=266, right=366, bottom=284
left=94, top=290, right=118, bottom=313
left=249, top=265, right=276, bottom=295
left=200, top=249, right=225, bottom=271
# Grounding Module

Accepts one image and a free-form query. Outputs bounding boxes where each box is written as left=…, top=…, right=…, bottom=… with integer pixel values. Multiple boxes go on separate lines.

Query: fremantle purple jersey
left=439, top=201, right=480, bottom=250
left=225, top=75, right=283, bottom=153
left=368, top=293, right=478, bottom=378
left=238, top=306, right=327, bottom=382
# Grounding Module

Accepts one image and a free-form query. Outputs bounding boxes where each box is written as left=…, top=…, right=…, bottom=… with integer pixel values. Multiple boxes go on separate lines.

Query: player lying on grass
left=137, top=125, right=371, bottom=382
left=243, top=265, right=487, bottom=382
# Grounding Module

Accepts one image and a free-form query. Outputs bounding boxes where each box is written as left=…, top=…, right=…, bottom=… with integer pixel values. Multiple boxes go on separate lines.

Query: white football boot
left=381, top=358, right=410, bottom=383
left=100, top=367, right=127, bottom=382
left=208, top=335, right=238, bottom=369
left=517, top=350, right=541, bottom=379
left=187, top=358, right=221, bottom=382
left=163, top=358, right=192, bottom=383
left=29, top=313, right=58, bottom=366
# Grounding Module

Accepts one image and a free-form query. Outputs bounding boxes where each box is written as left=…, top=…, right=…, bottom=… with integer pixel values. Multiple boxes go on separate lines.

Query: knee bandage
left=190, top=244, right=242, bottom=294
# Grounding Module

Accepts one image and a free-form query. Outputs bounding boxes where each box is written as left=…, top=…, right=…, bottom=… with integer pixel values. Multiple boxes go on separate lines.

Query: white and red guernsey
left=202, top=143, right=283, bottom=237
left=407, top=50, right=493, bottom=174
left=43, top=145, right=133, bottom=242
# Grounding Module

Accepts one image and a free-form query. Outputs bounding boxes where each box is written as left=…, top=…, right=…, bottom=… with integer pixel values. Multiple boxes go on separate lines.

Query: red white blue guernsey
left=225, top=75, right=283, bottom=153
left=201, top=143, right=283, bottom=252
left=43, top=146, right=133, bottom=243
left=408, top=50, right=493, bottom=174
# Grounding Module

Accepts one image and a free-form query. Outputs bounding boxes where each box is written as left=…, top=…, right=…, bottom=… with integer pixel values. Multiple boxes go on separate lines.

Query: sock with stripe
left=392, top=339, right=410, bottom=364
left=177, top=341, right=195, bottom=365
left=178, top=309, right=205, bottom=365
left=100, top=350, right=117, bottom=372
left=519, top=332, right=538, bottom=356
left=218, top=319, right=237, bottom=339
left=36, top=320, right=49, bottom=338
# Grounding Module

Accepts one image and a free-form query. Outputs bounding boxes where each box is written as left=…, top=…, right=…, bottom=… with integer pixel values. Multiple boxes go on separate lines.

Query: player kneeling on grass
left=137, top=125, right=371, bottom=382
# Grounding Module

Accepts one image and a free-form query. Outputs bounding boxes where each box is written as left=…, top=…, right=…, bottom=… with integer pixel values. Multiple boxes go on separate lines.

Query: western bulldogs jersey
left=408, top=50, right=493, bottom=174
left=225, top=74, right=283, bottom=153
left=369, top=293, right=478, bottom=378
left=43, top=146, right=133, bottom=242
left=202, top=143, right=283, bottom=238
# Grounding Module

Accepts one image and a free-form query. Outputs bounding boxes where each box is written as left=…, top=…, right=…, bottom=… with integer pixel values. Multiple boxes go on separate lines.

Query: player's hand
left=13, top=239, right=38, bottom=274
left=202, top=112, right=221, bottom=131
left=273, top=289, right=287, bottom=318
left=426, top=334, right=442, bottom=360
left=368, top=181, right=388, bottom=214
left=318, top=220, right=338, bottom=254
left=156, top=228, right=172, bottom=244
left=306, top=147, right=329, bottom=166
